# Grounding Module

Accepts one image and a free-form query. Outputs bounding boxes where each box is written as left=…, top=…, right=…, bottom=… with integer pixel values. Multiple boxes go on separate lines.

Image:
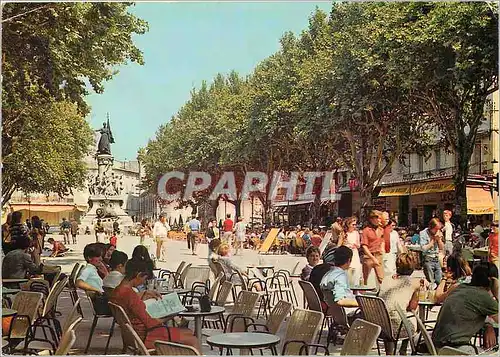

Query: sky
left=85, top=1, right=332, bottom=161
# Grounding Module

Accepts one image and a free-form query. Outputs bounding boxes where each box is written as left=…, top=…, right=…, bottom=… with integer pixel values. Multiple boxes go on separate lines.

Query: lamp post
left=251, top=194, right=254, bottom=228
left=408, top=154, right=412, bottom=226
left=26, top=193, right=31, bottom=220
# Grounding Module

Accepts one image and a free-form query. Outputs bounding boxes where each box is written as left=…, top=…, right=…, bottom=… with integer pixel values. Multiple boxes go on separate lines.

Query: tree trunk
left=359, top=185, right=373, bottom=223
left=234, top=199, right=242, bottom=218
left=454, top=141, right=472, bottom=230
left=2, top=183, right=16, bottom=208
left=309, top=197, right=321, bottom=227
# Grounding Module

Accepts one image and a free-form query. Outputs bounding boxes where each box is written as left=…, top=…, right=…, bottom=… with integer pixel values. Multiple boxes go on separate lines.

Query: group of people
left=93, top=218, right=120, bottom=245
left=75, top=242, right=200, bottom=351
left=297, top=209, right=498, bottom=354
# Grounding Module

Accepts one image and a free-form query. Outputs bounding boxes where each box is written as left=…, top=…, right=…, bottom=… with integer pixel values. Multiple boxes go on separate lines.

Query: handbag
left=199, top=295, right=212, bottom=312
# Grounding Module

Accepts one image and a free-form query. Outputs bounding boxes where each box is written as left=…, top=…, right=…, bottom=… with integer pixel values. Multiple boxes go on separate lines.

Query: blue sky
left=85, top=2, right=332, bottom=161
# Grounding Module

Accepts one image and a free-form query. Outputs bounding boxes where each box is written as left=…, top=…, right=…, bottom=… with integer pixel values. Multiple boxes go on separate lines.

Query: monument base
left=80, top=196, right=134, bottom=233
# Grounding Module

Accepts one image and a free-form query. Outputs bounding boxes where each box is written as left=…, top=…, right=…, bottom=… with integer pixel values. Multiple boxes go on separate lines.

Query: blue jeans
left=423, top=256, right=442, bottom=286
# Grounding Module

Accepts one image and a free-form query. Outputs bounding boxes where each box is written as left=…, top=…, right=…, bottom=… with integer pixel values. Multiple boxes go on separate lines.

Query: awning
left=379, top=180, right=454, bottom=197
left=467, top=186, right=495, bottom=215
left=10, top=204, right=78, bottom=213
left=272, top=199, right=314, bottom=207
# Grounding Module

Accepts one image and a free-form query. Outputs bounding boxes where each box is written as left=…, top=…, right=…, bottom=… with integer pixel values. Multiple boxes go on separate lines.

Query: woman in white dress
left=338, top=216, right=362, bottom=286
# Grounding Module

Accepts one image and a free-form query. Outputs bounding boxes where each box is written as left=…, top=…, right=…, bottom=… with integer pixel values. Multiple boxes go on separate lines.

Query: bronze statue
left=96, top=117, right=115, bottom=155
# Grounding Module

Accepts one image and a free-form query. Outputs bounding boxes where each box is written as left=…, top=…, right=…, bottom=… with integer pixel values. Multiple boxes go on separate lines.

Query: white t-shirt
left=444, top=221, right=453, bottom=242
left=389, top=231, right=400, bottom=254
left=153, top=221, right=170, bottom=238
left=102, top=271, right=124, bottom=289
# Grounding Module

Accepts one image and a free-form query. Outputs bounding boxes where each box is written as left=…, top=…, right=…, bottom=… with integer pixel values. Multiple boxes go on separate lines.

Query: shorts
left=190, top=231, right=199, bottom=244
left=235, top=233, right=245, bottom=242
left=156, top=236, right=168, bottom=243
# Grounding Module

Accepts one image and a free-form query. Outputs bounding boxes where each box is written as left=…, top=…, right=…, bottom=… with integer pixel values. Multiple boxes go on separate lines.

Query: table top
left=1, top=288, right=20, bottom=295
left=2, top=279, right=28, bottom=284
left=159, top=288, right=190, bottom=295
left=2, top=308, right=17, bottom=317
left=247, top=265, right=274, bottom=269
left=179, top=305, right=225, bottom=317
left=418, top=300, right=441, bottom=306
left=207, top=332, right=280, bottom=348
left=351, top=285, right=376, bottom=291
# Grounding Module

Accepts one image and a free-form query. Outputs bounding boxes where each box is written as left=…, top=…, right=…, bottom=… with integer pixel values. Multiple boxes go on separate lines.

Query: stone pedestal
left=79, top=153, right=134, bottom=232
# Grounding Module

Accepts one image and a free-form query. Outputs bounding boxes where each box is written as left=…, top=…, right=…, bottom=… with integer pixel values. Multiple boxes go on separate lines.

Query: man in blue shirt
left=188, top=216, right=201, bottom=255
left=419, top=218, right=445, bottom=288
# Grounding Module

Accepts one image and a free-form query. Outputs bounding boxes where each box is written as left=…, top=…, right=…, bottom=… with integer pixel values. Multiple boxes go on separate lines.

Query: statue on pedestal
left=95, top=116, right=115, bottom=156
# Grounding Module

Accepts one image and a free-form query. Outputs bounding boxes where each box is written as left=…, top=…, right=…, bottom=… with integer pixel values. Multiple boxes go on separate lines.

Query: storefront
left=8, top=203, right=87, bottom=226
left=378, top=179, right=495, bottom=227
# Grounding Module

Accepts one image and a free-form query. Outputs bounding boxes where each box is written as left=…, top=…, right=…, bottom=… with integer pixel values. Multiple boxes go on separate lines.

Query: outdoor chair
left=125, top=323, right=151, bottom=355
left=181, top=266, right=211, bottom=303
left=84, top=291, right=115, bottom=354
left=4, top=291, right=44, bottom=354
left=281, top=308, right=326, bottom=355
left=266, top=271, right=295, bottom=309
left=202, top=280, right=234, bottom=329
left=241, top=299, right=292, bottom=334
left=356, top=294, right=410, bottom=355
left=438, top=346, right=471, bottom=355
left=324, top=297, right=351, bottom=346
left=299, top=280, right=334, bottom=345
left=414, top=312, right=438, bottom=355
left=395, top=304, right=418, bottom=355
left=176, top=263, right=192, bottom=289
left=340, top=319, right=381, bottom=355
left=159, top=261, right=186, bottom=282
left=54, top=330, right=76, bottom=356
left=154, top=341, right=202, bottom=355
left=14, top=298, right=82, bottom=354
left=65, top=263, right=81, bottom=312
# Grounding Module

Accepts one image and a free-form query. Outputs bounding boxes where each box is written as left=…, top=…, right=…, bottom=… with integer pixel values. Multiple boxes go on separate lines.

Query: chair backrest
left=266, top=300, right=293, bottom=334
left=208, top=273, right=224, bottom=301
left=298, top=280, right=322, bottom=312
left=212, top=261, right=225, bottom=278
left=414, top=311, right=438, bottom=355
left=43, top=265, right=62, bottom=287
left=229, top=290, right=260, bottom=332
left=125, top=323, right=150, bottom=355
left=395, top=304, right=417, bottom=354
left=109, top=301, right=137, bottom=352
left=438, top=346, right=471, bottom=355
left=235, top=270, right=249, bottom=290
left=42, top=276, right=68, bottom=316
left=154, top=341, right=201, bottom=355
left=340, top=318, right=381, bottom=355
left=176, top=261, right=186, bottom=275
left=283, top=308, right=324, bottom=355
left=290, top=261, right=300, bottom=275
left=10, top=291, right=44, bottom=339
left=54, top=330, right=76, bottom=355
left=355, top=295, right=395, bottom=340
left=68, top=263, right=80, bottom=288
left=215, top=281, right=233, bottom=306
left=184, top=266, right=211, bottom=291
left=178, top=263, right=192, bottom=287
left=62, top=298, right=82, bottom=334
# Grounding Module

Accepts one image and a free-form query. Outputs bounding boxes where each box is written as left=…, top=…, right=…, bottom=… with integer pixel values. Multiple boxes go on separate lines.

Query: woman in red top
left=488, top=221, right=498, bottom=267
left=110, top=260, right=200, bottom=351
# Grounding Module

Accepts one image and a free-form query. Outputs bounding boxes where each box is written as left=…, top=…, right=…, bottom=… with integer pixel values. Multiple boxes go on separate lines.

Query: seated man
left=320, top=246, right=358, bottom=308
left=76, top=244, right=105, bottom=293
left=432, top=263, right=498, bottom=353
left=309, top=246, right=336, bottom=313
left=47, top=238, right=69, bottom=257
left=2, top=235, right=42, bottom=279
left=103, top=250, right=128, bottom=290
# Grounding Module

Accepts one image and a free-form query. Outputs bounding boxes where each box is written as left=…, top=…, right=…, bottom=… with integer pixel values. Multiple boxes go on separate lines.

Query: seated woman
left=47, top=238, right=69, bottom=257
left=378, top=252, right=421, bottom=355
left=435, top=244, right=472, bottom=304
left=217, top=244, right=264, bottom=289
left=110, top=259, right=200, bottom=351
left=103, top=250, right=128, bottom=290
left=301, top=246, right=321, bottom=281
left=208, top=238, right=221, bottom=264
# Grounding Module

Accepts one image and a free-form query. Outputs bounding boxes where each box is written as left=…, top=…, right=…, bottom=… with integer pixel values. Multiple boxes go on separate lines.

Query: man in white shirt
left=443, top=210, right=454, bottom=255
left=76, top=244, right=105, bottom=293
left=153, top=214, right=170, bottom=262
left=103, top=250, right=128, bottom=289
left=233, top=217, right=246, bottom=256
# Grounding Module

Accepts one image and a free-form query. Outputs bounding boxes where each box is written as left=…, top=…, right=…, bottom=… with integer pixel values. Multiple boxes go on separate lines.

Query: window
left=418, top=155, right=424, bottom=172
left=435, top=149, right=441, bottom=170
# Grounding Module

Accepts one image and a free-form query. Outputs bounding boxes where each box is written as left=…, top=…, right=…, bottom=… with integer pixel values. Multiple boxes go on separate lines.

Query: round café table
left=2, top=279, right=28, bottom=286
left=179, top=305, right=225, bottom=342
left=247, top=265, right=275, bottom=277
left=417, top=300, right=441, bottom=330
left=159, top=288, right=190, bottom=295
left=207, top=332, right=281, bottom=355
left=2, top=288, right=20, bottom=296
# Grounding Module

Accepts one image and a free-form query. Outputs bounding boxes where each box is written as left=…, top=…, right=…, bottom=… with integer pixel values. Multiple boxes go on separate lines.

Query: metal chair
left=340, top=319, right=381, bottom=355
left=54, top=330, right=76, bottom=356
left=154, top=341, right=201, bottom=355
left=84, top=291, right=115, bottom=354
left=299, top=280, right=333, bottom=345
left=125, top=324, right=151, bottom=355
left=395, top=304, right=418, bottom=355
left=414, top=312, right=438, bottom=355
left=242, top=300, right=292, bottom=334
left=281, top=308, right=326, bottom=355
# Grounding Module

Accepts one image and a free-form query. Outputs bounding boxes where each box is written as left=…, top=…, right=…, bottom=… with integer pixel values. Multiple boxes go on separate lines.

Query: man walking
left=222, top=214, right=234, bottom=245
left=442, top=210, right=454, bottom=255
left=188, top=216, right=201, bottom=255
left=361, top=211, right=385, bottom=285
left=70, top=218, right=79, bottom=245
left=60, top=218, right=71, bottom=245
left=153, top=214, right=170, bottom=262
left=233, top=217, right=246, bottom=255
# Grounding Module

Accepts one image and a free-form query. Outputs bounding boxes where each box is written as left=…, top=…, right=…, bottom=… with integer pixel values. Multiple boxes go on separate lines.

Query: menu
left=144, top=292, right=185, bottom=319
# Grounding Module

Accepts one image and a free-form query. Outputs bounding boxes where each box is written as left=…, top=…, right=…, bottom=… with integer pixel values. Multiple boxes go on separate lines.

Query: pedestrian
left=233, top=216, right=246, bottom=255
left=184, top=220, right=192, bottom=250
left=442, top=210, right=454, bottom=255
left=70, top=218, right=79, bottom=245
left=113, top=219, right=120, bottom=235
left=488, top=221, right=498, bottom=268
left=60, top=217, right=71, bottom=245
left=153, top=214, right=170, bottom=262
left=187, top=216, right=201, bottom=255
left=95, top=219, right=105, bottom=243
left=361, top=211, right=385, bottom=285
left=138, top=219, right=153, bottom=253
left=339, top=216, right=362, bottom=286
left=222, top=214, right=234, bottom=245
left=419, top=218, right=445, bottom=288
left=205, top=219, right=217, bottom=243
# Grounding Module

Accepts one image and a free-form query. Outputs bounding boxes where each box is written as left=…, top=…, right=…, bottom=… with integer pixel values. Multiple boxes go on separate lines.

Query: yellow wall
left=492, top=90, right=499, bottom=220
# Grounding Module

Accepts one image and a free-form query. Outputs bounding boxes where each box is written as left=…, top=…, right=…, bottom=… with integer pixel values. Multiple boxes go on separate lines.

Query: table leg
left=194, top=316, right=202, bottom=342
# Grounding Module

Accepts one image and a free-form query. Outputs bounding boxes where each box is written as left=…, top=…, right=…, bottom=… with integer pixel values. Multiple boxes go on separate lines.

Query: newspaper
left=144, top=292, right=185, bottom=319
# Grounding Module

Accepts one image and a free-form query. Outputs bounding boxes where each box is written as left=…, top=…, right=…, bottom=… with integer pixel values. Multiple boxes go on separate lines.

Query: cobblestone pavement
left=38, top=234, right=433, bottom=355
